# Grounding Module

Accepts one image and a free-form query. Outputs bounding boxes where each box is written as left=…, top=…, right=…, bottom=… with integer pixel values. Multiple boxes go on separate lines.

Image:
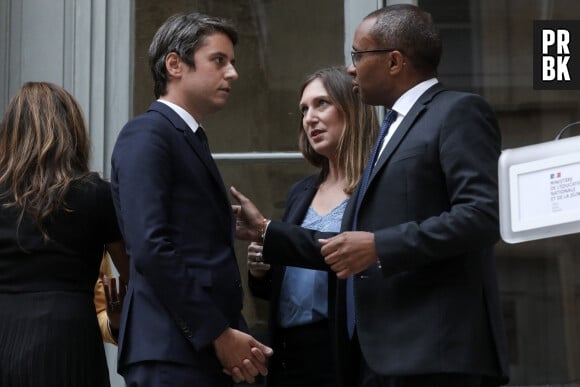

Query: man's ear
left=388, top=50, right=406, bottom=74
left=165, top=52, right=183, bottom=79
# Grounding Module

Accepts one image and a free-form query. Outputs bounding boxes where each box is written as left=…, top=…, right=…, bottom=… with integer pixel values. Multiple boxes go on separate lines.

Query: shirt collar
left=391, top=78, right=438, bottom=118
left=157, top=99, right=202, bottom=134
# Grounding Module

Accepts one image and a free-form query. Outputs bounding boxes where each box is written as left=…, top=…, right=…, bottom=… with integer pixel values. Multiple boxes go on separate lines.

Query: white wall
left=0, top=0, right=133, bottom=178
left=343, top=0, right=381, bottom=65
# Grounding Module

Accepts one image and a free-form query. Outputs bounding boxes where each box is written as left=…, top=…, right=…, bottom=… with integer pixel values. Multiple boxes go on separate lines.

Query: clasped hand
left=102, top=275, right=128, bottom=330
left=214, top=327, right=273, bottom=384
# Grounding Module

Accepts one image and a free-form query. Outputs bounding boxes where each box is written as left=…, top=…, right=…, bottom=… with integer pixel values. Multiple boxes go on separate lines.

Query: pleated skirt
left=0, top=291, right=110, bottom=387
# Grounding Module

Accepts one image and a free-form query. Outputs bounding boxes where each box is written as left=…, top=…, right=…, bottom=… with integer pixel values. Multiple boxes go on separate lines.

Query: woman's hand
left=247, top=242, right=270, bottom=278
left=103, top=275, right=128, bottom=331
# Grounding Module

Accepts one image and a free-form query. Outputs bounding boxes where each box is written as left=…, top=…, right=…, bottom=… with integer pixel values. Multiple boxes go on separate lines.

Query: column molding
left=0, top=0, right=133, bottom=177
left=343, top=0, right=378, bottom=66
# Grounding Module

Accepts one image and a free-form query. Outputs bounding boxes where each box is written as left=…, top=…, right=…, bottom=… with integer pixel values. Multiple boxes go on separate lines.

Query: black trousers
left=121, top=360, right=232, bottom=387
left=358, top=354, right=482, bottom=387
left=270, top=319, right=338, bottom=387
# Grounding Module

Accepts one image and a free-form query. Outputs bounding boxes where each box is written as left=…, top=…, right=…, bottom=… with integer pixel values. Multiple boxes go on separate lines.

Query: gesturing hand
left=230, top=186, right=267, bottom=243
left=320, top=231, right=379, bottom=279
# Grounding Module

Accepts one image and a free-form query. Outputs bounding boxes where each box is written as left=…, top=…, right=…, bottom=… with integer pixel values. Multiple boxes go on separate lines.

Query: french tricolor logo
left=551, top=172, right=562, bottom=179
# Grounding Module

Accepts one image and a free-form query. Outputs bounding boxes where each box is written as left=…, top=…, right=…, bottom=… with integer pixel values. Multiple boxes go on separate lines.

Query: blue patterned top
left=278, top=199, right=348, bottom=328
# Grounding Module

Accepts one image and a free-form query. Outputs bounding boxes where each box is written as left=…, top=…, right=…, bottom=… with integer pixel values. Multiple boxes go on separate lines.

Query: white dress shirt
left=157, top=99, right=203, bottom=135
left=378, top=78, right=439, bottom=159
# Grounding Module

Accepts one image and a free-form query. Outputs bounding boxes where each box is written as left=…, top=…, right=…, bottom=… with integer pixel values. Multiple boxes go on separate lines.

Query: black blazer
left=263, top=83, right=510, bottom=386
left=248, top=174, right=353, bottom=387
left=111, top=101, right=245, bottom=372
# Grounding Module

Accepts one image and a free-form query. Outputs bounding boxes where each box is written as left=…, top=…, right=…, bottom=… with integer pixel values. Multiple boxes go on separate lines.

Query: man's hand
left=320, top=231, right=378, bottom=279
left=230, top=186, right=266, bottom=243
left=213, top=327, right=273, bottom=384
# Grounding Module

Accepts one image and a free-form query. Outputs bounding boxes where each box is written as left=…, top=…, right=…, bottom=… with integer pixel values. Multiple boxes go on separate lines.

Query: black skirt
left=0, top=291, right=110, bottom=387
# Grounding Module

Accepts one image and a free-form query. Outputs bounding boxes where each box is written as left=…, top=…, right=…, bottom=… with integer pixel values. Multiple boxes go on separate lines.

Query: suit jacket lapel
left=182, top=129, right=224, bottom=183
left=342, top=190, right=357, bottom=231
left=273, top=176, right=318, bottom=301
left=370, top=83, right=446, bottom=182
left=345, top=83, right=447, bottom=229
left=148, top=101, right=230, bottom=205
left=285, top=181, right=317, bottom=225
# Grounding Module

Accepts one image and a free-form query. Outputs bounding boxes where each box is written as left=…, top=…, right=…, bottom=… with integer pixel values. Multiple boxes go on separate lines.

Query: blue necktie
left=346, top=109, right=397, bottom=338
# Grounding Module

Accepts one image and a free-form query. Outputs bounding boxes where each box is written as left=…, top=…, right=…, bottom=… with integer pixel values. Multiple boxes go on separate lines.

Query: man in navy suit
left=111, top=13, right=272, bottom=386
left=232, top=4, right=509, bottom=387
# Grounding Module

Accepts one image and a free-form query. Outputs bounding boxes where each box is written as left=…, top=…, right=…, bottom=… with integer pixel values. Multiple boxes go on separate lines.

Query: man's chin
left=209, top=99, right=229, bottom=112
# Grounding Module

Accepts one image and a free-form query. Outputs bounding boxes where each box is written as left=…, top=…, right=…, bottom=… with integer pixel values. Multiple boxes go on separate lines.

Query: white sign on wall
left=499, top=135, right=580, bottom=243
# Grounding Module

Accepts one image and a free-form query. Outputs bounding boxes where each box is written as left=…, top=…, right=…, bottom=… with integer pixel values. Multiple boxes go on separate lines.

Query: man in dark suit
left=111, top=13, right=272, bottom=386
left=232, top=4, right=509, bottom=387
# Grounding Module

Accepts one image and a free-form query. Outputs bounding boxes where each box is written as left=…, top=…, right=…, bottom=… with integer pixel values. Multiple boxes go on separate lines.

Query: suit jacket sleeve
left=248, top=175, right=321, bottom=298
left=263, top=221, right=335, bottom=270
left=261, top=176, right=337, bottom=270
left=112, top=116, right=231, bottom=350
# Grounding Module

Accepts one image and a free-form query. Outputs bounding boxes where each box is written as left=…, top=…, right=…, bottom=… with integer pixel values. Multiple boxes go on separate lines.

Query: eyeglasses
left=350, top=48, right=398, bottom=67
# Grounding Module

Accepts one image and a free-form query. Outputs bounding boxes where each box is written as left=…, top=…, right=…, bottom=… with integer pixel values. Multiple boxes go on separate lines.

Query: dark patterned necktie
left=346, top=109, right=397, bottom=338
left=352, top=109, right=397, bottom=228
left=196, top=126, right=210, bottom=152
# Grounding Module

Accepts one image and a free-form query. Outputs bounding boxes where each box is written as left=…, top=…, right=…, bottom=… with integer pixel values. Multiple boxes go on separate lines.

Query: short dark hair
left=148, top=12, right=238, bottom=98
left=366, top=4, right=441, bottom=76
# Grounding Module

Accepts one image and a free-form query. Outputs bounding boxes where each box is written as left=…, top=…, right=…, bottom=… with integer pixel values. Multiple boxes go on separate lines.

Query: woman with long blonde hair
left=246, top=67, right=378, bottom=387
left=0, top=82, right=128, bottom=386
